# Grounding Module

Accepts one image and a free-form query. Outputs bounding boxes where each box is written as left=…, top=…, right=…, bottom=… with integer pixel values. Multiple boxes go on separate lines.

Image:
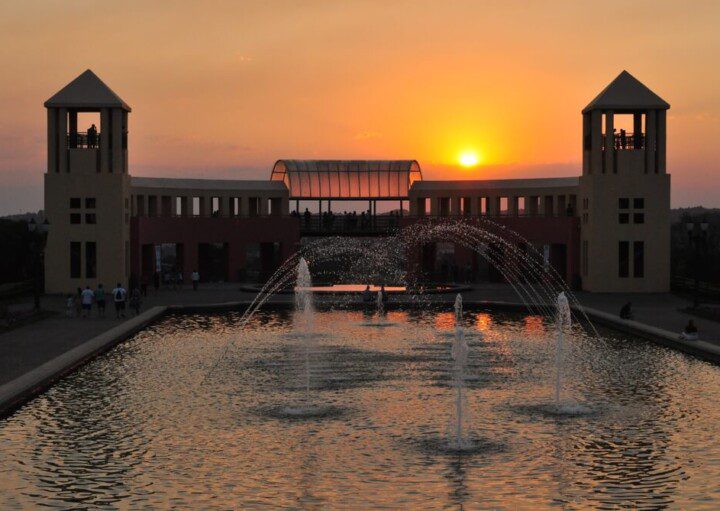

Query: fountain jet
left=451, top=294, right=469, bottom=449
left=555, top=291, right=572, bottom=407
left=296, top=258, right=315, bottom=402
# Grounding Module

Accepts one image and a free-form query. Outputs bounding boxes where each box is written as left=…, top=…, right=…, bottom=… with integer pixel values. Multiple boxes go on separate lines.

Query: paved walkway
left=1, top=283, right=719, bottom=387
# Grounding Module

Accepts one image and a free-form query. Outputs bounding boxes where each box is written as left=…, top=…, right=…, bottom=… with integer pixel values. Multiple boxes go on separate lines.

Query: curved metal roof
left=271, top=160, right=422, bottom=199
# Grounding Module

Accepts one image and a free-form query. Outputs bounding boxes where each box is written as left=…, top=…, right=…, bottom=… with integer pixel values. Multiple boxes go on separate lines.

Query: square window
left=619, top=198, right=629, bottom=209
left=634, top=198, right=644, bottom=209
left=70, top=197, right=81, bottom=209
left=619, top=213, right=629, bottom=224
left=634, top=213, right=645, bottom=224
left=85, top=197, right=96, bottom=209
left=85, top=213, right=97, bottom=224
left=70, top=213, right=81, bottom=224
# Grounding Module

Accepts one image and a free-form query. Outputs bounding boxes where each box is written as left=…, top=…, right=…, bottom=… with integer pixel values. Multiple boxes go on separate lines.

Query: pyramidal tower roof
left=44, top=69, right=131, bottom=111
left=583, top=70, right=669, bottom=113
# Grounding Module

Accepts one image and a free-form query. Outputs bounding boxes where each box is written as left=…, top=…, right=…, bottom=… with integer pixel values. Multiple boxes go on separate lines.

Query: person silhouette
left=87, top=124, right=98, bottom=148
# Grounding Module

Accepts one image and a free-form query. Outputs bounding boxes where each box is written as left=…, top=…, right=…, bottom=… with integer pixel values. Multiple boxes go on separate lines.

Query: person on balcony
left=87, top=124, right=98, bottom=148
left=620, top=129, right=627, bottom=150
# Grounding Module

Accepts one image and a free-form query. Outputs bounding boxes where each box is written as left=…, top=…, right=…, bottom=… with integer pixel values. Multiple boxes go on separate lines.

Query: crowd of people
left=66, top=283, right=140, bottom=319
left=290, top=208, right=402, bottom=231
left=66, top=269, right=203, bottom=320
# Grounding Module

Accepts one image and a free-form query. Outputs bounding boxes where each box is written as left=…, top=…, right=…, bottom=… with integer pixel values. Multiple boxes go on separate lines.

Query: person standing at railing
left=304, top=208, right=311, bottom=228
left=87, top=124, right=98, bottom=148
left=620, top=129, right=627, bottom=150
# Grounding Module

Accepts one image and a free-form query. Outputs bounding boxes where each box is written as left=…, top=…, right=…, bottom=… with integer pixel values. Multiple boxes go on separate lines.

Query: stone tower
left=579, top=71, right=671, bottom=292
left=43, top=70, right=131, bottom=293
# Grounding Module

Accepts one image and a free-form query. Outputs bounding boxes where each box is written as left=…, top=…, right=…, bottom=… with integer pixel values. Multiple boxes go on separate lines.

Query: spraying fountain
left=275, top=258, right=338, bottom=418
left=554, top=291, right=572, bottom=410
left=295, top=258, right=314, bottom=403
left=450, top=294, right=470, bottom=450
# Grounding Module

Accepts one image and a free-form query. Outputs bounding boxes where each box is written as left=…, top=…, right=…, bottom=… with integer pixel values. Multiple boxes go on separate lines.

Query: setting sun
left=459, top=151, right=480, bottom=168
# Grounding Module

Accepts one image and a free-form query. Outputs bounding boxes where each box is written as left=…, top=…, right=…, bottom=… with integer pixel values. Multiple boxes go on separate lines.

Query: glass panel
left=319, top=171, right=330, bottom=197
left=364, top=171, right=374, bottom=197
left=309, top=171, right=320, bottom=198
left=329, top=170, right=341, bottom=197
left=339, top=169, right=349, bottom=198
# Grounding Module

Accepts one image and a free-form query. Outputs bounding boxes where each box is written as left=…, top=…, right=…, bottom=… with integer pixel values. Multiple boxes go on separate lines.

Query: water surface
left=2, top=308, right=719, bottom=510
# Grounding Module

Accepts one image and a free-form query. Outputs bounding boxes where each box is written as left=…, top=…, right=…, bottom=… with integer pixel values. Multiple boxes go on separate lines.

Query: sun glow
left=458, top=151, right=480, bottom=168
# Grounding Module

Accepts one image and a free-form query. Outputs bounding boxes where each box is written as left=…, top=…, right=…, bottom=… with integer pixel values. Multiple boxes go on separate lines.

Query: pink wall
left=400, top=216, right=581, bottom=287
left=131, top=216, right=301, bottom=282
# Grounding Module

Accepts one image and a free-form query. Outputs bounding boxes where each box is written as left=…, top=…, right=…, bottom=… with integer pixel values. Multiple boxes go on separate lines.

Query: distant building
left=42, top=70, right=670, bottom=293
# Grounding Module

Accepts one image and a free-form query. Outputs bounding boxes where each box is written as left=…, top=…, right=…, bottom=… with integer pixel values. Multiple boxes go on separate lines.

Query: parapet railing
left=67, top=131, right=101, bottom=149
left=132, top=211, right=578, bottom=222
left=298, top=214, right=402, bottom=234
left=133, top=212, right=289, bottom=219
left=412, top=211, right=577, bottom=219
left=66, top=131, right=128, bottom=149
left=602, top=132, right=645, bottom=150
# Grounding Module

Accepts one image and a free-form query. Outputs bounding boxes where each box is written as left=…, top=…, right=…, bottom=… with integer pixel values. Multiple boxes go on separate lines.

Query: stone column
left=634, top=112, right=643, bottom=147
left=47, top=108, right=58, bottom=173
left=645, top=110, right=656, bottom=174
left=450, top=196, right=460, bottom=216
left=605, top=110, right=614, bottom=174
left=657, top=110, right=666, bottom=174
left=469, top=196, right=479, bottom=216
left=100, top=108, right=111, bottom=173
left=57, top=108, right=68, bottom=173
left=489, top=196, right=500, bottom=216
left=111, top=108, right=123, bottom=173
left=68, top=111, right=77, bottom=148
left=122, top=110, right=129, bottom=173
left=429, top=196, right=438, bottom=216
left=525, top=196, right=536, bottom=216
left=509, top=196, right=518, bottom=216
left=590, top=110, right=603, bottom=174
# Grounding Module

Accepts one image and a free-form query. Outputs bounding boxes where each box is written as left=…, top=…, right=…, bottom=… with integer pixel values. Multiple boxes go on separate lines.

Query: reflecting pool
left=2, top=308, right=720, bottom=509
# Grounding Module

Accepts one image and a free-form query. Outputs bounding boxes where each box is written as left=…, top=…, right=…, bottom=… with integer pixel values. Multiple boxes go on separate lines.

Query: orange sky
left=1, top=1, right=719, bottom=214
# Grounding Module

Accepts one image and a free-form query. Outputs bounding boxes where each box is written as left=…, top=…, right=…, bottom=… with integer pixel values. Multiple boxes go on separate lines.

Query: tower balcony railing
left=67, top=131, right=101, bottom=149
left=601, top=132, right=645, bottom=151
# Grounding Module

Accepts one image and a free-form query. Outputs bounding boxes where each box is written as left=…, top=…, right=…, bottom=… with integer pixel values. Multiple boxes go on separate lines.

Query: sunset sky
left=1, top=1, right=719, bottom=215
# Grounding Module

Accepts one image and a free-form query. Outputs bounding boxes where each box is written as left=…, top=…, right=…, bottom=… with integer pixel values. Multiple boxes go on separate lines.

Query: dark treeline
left=671, top=207, right=720, bottom=288
left=0, top=219, right=44, bottom=285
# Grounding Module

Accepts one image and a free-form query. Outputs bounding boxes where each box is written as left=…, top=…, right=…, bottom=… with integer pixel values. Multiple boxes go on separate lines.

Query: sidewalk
left=0, top=285, right=260, bottom=386
left=1, top=283, right=718, bottom=389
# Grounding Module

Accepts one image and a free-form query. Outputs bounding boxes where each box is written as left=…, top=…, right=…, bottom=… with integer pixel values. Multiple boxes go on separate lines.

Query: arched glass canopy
left=271, top=160, right=422, bottom=200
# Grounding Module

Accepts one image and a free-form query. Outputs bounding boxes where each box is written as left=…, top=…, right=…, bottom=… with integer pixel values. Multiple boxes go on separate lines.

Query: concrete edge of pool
left=1, top=300, right=719, bottom=419
left=0, top=306, right=168, bottom=419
